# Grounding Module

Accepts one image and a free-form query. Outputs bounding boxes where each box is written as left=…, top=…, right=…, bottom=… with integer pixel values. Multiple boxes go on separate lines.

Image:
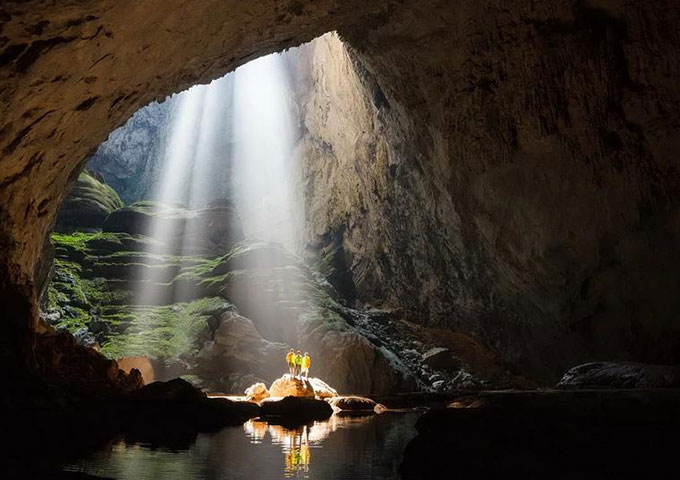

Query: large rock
left=421, top=347, right=462, bottom=371
left=33, top=331, right=143, bottom=393
left=55, top=171, right=123, bottom=233
left=116, top=356, right=155, bottom=385
left=244, top=382, right=270, bottom=402
left=308, top=377, right=339, bottom=398
left=196, top=312, right=288, bottom=391
left=133, top=378, right=206, bottom=402
left=556, top=362, right=680, bottom=389
left=327, top=396, right=377, bottom=411
left=260, top=396, right=333, bottom=422
left=269, top=375, right=316, bottom=398
left=102, top=200, right=244, bottom=255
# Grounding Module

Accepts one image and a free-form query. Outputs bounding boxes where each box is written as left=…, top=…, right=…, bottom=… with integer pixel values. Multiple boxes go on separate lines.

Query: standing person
left=302, top=352, right=311, bottom=379
left=286, top=348, right=295, bottom=375
left=294, top=350, right=303, bottom=377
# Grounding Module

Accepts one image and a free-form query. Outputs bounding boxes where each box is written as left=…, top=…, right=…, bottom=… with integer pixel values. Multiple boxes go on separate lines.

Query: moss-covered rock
left=103, top=199, right=244, bottom=256
left=55, top=171, right=123, bottom=233
left=46, top=230, right=418, bottom=393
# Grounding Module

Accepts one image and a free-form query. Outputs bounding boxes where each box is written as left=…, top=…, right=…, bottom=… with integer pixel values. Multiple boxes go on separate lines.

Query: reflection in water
left=65, top=412, right=418, bottom=479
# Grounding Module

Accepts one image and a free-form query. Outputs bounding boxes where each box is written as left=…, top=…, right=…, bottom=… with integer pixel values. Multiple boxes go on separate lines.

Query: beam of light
left=231, top=52, right=297, bottom=251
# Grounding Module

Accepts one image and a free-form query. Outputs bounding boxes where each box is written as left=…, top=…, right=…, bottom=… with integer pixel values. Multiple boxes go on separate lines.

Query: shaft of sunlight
left=232, top=53, right=297, bottom=252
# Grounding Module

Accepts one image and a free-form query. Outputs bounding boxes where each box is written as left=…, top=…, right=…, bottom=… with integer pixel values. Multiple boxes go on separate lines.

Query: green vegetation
left=100, top=297, right=231, bottom=360
left=75, top=171, right=123, bottom=212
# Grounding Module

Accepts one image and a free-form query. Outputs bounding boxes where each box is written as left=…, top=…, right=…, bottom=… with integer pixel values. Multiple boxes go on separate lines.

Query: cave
left=2, top=1, right=680, bottom=479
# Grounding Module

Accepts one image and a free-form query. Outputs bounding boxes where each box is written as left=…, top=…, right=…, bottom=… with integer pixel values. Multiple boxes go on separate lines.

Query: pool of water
left=64, top=411, right=421, bottom=479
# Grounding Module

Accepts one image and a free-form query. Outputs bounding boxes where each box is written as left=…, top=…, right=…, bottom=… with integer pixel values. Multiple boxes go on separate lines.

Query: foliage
left=100, top=297, right=229, bottom=360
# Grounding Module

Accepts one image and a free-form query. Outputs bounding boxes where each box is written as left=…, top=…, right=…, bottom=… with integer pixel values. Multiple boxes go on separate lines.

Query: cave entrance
left=42, top=32, right=369, bottom=394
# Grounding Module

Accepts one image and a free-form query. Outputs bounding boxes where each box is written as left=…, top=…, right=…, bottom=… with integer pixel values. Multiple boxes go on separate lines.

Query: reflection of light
left=243, top=415, right=380, bottom=479
left=243, top=419, right=269, bottom=443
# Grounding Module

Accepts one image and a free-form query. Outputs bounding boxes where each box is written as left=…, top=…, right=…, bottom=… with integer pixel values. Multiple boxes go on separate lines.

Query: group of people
left=286, top=349, right=311, bottom=379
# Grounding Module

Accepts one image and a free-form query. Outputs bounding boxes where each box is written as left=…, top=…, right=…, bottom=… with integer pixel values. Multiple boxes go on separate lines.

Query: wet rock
left=245, top=382, right=270, bottom=402
left=327, top=396, right=377, bottom=411
left=556, top=362, right=680, bottom=389
left=422, top=348, right=461, bottom=371
left=308, top=377, right=339, bottom=398
left=260, top=396, right=333, bottom=422
left=269, top=374, right=316, bottom=398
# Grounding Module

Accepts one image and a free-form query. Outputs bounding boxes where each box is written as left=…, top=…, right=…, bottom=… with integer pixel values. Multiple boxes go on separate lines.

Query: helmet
left=304, top=352, right=309, bottom=356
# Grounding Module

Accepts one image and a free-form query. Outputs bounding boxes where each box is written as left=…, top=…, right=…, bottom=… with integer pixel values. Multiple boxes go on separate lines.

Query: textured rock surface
left=327, top=395, right=377, bottom=411
left=116, top=355, right=155, bottom=385
left=87, top=100, right=176, bottom=204
left=55, top=171, right=122, bottom=233
left=103, top=199, right=244, bottom=255
left=289, top=10, right=680, bottom=382
left=244, top=382, right=270, bottom=402
left=0, top=1, right=679, bottom=386
left=269, top=374, right=316, bottom=398
left=196, top=311, right=289, bottom=389
left=260, top=395, right=333, bottom=421
left=308, top=377, right=338, bottom=398
left=556, top=361, right=680, bottom=389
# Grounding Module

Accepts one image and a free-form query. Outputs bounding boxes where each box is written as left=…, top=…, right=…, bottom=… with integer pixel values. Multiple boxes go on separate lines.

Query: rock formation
left=54, top=171, right=123, bottom=233
left=556, top=361, right=680, bottom=389
left=244, top=382, right=270, bottom=402
left=269, top=375, right=316, bottom=398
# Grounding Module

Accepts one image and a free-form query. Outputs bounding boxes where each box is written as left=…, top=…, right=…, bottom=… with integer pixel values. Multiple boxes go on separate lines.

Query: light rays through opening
left=133, top=51, right=300, bottom=315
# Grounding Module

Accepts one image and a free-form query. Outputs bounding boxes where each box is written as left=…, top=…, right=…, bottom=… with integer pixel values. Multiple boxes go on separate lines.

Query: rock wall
left=291, top=3, right=680, bottom=381
left=1, top=1, right=679, bottom=383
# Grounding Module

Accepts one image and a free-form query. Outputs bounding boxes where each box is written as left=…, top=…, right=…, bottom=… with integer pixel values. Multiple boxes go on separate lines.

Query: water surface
left=65, top=411, right=420, bottom=479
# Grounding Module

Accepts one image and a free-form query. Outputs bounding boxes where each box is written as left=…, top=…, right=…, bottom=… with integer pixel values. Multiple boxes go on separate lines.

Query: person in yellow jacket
left=286, top=348, right=295, bottom=375
left=294, top=350, right=303, bottom=377
left=301, top=352, right=311, bottom=379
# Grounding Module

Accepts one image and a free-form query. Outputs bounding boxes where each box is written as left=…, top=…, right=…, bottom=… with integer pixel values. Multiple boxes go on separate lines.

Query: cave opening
left=3, top=1, right=680, bottom=478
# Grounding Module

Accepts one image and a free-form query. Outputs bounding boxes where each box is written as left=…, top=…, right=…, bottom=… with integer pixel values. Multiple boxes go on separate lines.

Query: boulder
left=327, top=396, right=377, bottom=411
left=33, top=331, right=143, bottom=393
left=55, top=171, right=123, bottom=232
left=245, top=382, right=270, bottom=402
left=556, top=362, right=680, bottom=389
left=260, top=396, right=333, bottom=422
left=133, top=378, right=207, bottom=402
left=196, top=312, right=288, bottom=391
left=269, top=374, right=316, bottom=398
left=422, top=347, right=462, bottom=371
left=117, top=356, right=155, bottom=385
left=308, top=377, right=339, bottom=398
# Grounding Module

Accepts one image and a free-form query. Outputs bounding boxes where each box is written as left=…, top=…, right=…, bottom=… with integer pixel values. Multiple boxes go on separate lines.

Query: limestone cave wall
left=293, top=2, right=680, bottom=381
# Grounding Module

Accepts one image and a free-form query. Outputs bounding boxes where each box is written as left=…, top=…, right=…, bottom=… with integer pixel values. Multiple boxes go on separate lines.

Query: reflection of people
left=283, top=425, right=311, bottom=477
left=286, top=348, right=295, bottom=375
left=302, top=352, right=311, bottom=379
left=294, top=351, right=303, bottom=377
